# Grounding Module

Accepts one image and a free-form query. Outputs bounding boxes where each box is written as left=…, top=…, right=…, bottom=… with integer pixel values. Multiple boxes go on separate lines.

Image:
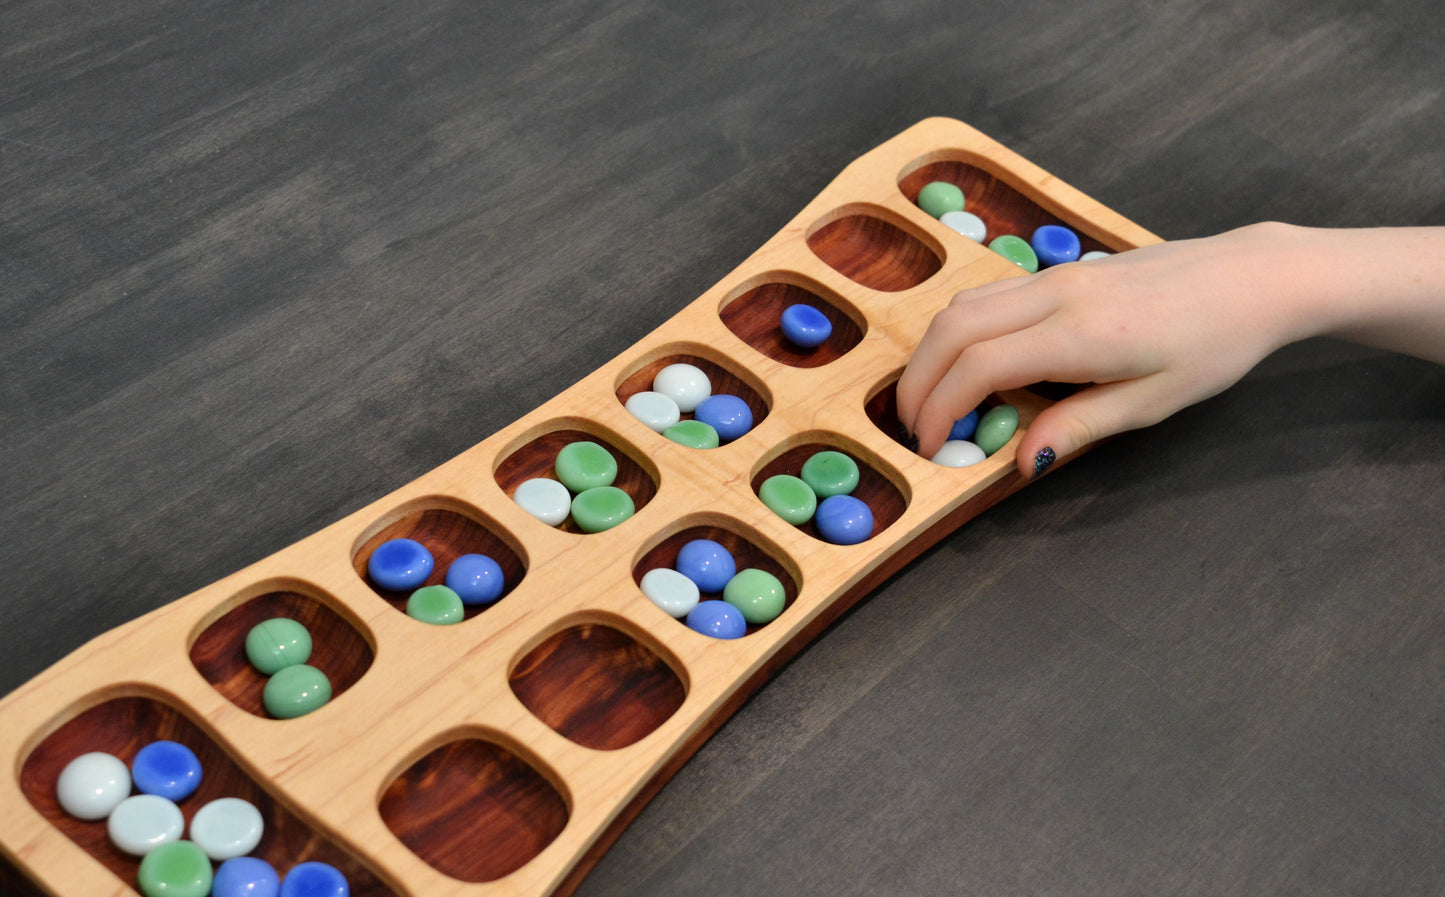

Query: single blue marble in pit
left=814, top=494, right=875, bottom=545
left=131, top=741, right=202, bottom=802
left=445, top=553, right=505, bottom=606
left=780, top=303, right=832, bottom=348
left=213, top=857, right=280, bottom=897
left=948, top=410, right=980, bottom=442
left=693, top=394, right=754, bottom=443
left=280, top=862, right=349, bottom=897
left=367, top=538, right=434, bottom=591
left=1031, top=225, right=1081, bottom=267
left=675, top=539, right=737, bottom=593
left=685, top=600, right=747, bottom=639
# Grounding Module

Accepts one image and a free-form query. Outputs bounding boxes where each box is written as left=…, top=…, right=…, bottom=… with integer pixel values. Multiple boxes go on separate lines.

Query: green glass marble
left=722, top=568, right=786, bottom=625
left=974, top=404, right=1020, bottom=456
left=917, top=181, right=965, bottom=218
left=262, top=664, right=332, bottom=719
left=137, top=840, right=212, bottom=897
left=758, top=474, right=817, bottom=525
left=554, top=440, right=617, bottom=492
left=571, top=486, right=635, bottom=533
left=800, top=450, right=859, bottom=498
left=988, top=234, right=1039, bottom=273
left=407, top=585, right=465, bottom=625
left=662, top=419, right=719, bottom=449
left=244, top=617, right=312, bottom=675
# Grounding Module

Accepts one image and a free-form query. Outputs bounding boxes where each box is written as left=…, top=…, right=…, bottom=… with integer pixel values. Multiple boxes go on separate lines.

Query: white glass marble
left=1080, top=250, right=1113, bottom=261
left=931, top=440, right=987, bottom=468
left=513, top=477, right=572, bottom=526
left=56, top=751, right=131, bottom=820
left=190, top=797, right=263, bottom=860
left=939, top=210, right=987, bottom=243
left=108, top=794, right=184, bottom=855
left=625, top=390, right=681, bottom=432
left=652, top=363, right=711, bottom=413
left=640, top=567, right=701, bottom=618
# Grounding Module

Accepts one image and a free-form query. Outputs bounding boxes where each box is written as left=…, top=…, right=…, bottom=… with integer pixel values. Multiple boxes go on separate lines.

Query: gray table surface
left=3, top=0, right=1443, bottom=894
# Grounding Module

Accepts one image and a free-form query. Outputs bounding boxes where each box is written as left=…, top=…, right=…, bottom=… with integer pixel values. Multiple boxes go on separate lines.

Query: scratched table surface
left=3, top=0, right=1443, bottom=894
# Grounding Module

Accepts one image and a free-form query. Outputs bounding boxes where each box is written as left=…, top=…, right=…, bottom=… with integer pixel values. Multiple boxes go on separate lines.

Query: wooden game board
left=0, top=117, right=1160, bottom=897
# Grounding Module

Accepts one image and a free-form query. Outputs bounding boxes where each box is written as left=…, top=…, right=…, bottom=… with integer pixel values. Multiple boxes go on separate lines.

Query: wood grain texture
left=2, top=0, right=1443, bottom=895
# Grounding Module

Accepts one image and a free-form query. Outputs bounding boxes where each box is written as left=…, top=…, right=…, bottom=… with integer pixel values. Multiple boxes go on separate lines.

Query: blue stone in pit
left=685, top=600, right=747, bottom=639
left=675, top=539, right=737, bottom=593
left=280, top=862, right=349, bottom=897
left=693, top=394, right=754, bottom=443
left=213, top=857, right=280, bottom=897
left=445, top=553, right=506, bottom=606
left=948, top=410, right=979, bottom=442
left=814, top=494, right=875, bottom=545
left=368, top=538, right=434, bottom=591
left=131, top=740, right=202, bottom=802
left=780, top=304, right=833, bottom=349
left=1031, top=225, right=1081, bottom=267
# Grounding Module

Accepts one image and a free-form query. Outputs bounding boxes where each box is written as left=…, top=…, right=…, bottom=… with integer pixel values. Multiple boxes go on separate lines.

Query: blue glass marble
left=445, top=553, right=505, bottom=606
left=693, top=394, right=753, bottom=443
left=367, top=538, right=434, bottom=591
left=675, top=539, right=737, bottom=593
left=131, top=741, right=202, bottom=802
left=685, top=600, right=747, bottom=639
left=780, top=304, right=832, bottom=348
left=814, top=494, right=875, bottom=545
left=280, top=862, right=349, bottom=897
left=948, top=410, right=979, bottom=442
left=1031, top=225, right=1081, bottom=267
left=213, top=857, right=281, bottom=897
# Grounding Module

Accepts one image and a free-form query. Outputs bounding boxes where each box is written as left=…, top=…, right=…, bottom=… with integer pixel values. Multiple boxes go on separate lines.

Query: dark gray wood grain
left=2, top=0, right=1442, bottom=894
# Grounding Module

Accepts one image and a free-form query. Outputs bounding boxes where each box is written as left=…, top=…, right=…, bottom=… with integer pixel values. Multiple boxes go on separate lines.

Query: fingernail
left=1032, top=446, right=1056, bottom=478
left=897, top=421, right=919, bottom=453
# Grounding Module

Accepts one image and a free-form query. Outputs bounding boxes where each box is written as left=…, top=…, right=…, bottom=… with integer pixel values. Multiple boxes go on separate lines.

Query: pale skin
left=896, top=222, right=1445, bottom=476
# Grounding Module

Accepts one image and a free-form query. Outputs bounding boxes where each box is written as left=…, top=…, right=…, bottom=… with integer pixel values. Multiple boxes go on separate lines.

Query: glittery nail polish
left=1033, top=446, right=1056, bottom=478
left=897, top=421, right=919, bottom=453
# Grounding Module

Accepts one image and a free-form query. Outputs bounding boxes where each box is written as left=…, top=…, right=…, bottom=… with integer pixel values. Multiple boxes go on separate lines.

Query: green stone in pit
left=244, top=617, right=312, bottom=675
left=663, top=419, right=719, bottom=449
left=137, top=840, right=212, bottom=897
left=407, top=584, right=465, bottom=625
left=722, top=568, right=786, bottom=625
left=571, top=486, right=635, bottom=533
left=989, top=234, right=1039, bottom=273
left=554, top=441, right=618, bottom=492
left=759, top=474, right=817, bottom=525
left=974, top=404, right=1020, bottom=456
left=263, top=663, right=332, bottom=719
left=800, top=450, right=859, bottom=498
left=917, top=181, right=965, bottom=218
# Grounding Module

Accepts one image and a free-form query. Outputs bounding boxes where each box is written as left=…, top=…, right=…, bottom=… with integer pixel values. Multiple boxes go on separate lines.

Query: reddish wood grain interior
left=378, top=737, right=568, bottom=884
left=352, top=506, right=527, bottom=617
left=719, top=280, right=866, bottom=368
left=18, top=696, right=397, bottom=895
left=509, top=623, right=686, bottom=751
left=493, top=428, right=658, bottom=533
left=614, top=353, right=770, bottom=438
left=190, top=589, right=373, bottom=717
left=631, top=522, right=800, bottom=636
left=751, top=443, right=907, bottom=543
left=805, top=213, right=941, bottom=291
left=899, top=159, right=1113, bottom=254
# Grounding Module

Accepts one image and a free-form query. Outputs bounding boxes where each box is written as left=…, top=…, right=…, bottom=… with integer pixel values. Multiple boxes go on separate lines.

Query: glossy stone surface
left=663, top=419, right=720, bottom=449
left=693, top=394, right=753, bottom=442
left=213, top=857, right=281, bottom=897
left=570, top=485, right=635, bottom=533
left=931, top=440, right=987, bottom=468
left=55, top=751, right=130, bottom=820
left=758, top=474, right=817, bottom=525
left=137, top=840, right=212, bottom=897
left=366, top=538, right=434, bottom=591
left=279, top=862, right=349, bottom=897
left=1032, top=224, right=1081, bottom=266
left=800, top=450, right=859, bottom=498
left=244, top=617, right=313, bottom=676
left=721, top=568, right=786, bottom=624
left=407, top=584, right=465, bottom=624
left=513, top=477, right=572, bottom=526
left=189, top=797, right=263, bottom=860
left=640, top=567, right=700, bottom=618
left=107, top=794, right=184, bottom=855
left=445, top=553, right=505, bottom=606
left=1080, top=249, right=1113, bottom=261
left=948, top=410, right=979, bottom=441
left=554, top=440, right=618, bottom=492
left=132, top=740, right=203, bottom=802
left=624, top=390, right=682, bottom=432
left=974, top=404, right=1020, bottom=456
left=652, top=362, right=711, bottom=412
left=685, top=599, right=747, bottom=639
left=262, top=664, right=332, bottom=719
left=988, top=234, right=1039, bottom=273
left=779, top=303, right=832, bottom=348
left=917, top=180, right=965, bottom=218
left=939, top=209, right=986, bottom=242
left=675, top=539, right=737, bottom=593
left=814, top=494, right=875, bottom=545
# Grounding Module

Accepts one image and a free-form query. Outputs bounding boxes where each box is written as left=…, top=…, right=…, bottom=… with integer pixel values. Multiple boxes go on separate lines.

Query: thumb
left=1017, top=376, right=1181, bottom=479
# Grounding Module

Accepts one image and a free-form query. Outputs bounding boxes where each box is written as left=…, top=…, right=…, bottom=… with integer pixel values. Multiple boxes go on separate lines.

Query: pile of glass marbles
left=246, top=617, right=330, bottom=718
left=639, top=538, right=786, bottom=639
left=625, top=363, right=754, bottom=449
left=927, top=404, right=1019, bottom=468
left=55, top=742, right=348, bottom=896
left=757, top=450, right=874, bottom=545
left=367, top=537, right=506, bottom=624
left=512, top=440, right=636, bottom=532
left=914, top=180, right=1112, bottom=272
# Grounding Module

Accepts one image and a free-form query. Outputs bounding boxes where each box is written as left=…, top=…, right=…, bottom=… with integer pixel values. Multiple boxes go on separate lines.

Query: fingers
left=1013, top=375, right=1185, bottom=478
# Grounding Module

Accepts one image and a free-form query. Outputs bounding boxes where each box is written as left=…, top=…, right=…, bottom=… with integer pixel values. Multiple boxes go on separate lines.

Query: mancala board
left=0, top=117, right=1161, bottom=897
